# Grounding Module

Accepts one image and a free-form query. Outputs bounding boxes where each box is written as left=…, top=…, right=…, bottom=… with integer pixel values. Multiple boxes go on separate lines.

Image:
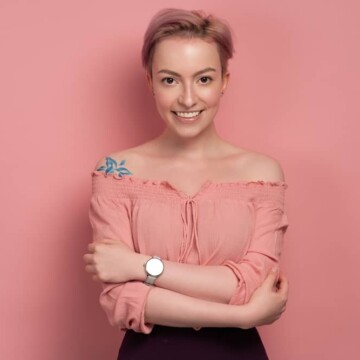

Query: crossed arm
left=91, top=242, right=284, bottom=331
left=133, top=254, right=239, bottom=304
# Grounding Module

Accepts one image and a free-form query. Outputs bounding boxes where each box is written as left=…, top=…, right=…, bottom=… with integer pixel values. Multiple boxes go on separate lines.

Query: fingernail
left=272, top=266, right=279, bottom=273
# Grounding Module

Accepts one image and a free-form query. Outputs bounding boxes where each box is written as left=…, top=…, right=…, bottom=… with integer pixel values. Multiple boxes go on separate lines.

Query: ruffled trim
left=212, top=179, right=288, bottom=189
left=91, top=170, right=288, bottom=190
left=91, top=170, right=288, bottom=191
left=92, top=170, right=179, bottom=190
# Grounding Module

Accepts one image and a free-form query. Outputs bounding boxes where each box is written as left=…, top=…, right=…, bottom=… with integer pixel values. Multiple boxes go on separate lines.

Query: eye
left=161, top=77, right=176, bottom=85
left=199, top=76, right=212, bottom=84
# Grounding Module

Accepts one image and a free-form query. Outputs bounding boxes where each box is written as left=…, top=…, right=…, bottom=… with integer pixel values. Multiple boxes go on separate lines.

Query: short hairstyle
left=141, top=8, right=235, bottom=78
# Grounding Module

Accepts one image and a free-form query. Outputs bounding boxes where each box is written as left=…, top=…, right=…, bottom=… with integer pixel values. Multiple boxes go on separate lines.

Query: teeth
left=175, top=111, right=201, bottom=118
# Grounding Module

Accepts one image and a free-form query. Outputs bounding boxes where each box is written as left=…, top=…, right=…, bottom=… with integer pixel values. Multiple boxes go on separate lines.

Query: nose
left=178, top=83, right=198, bottom=108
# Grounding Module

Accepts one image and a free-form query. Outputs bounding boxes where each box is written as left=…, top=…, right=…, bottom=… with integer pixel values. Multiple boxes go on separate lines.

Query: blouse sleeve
left=222, top=186, right=289, bottom=305
left=88, top=180, right=154, bottom=334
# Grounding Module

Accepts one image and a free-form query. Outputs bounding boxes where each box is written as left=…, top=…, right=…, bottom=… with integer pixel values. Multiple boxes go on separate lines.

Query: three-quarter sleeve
left=222, top=187, right=289, bottom=305
left=88, top=187, right=154, bottom=334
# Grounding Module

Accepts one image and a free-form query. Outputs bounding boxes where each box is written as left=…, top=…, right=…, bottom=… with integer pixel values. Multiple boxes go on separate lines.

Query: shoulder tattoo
left=96, top=156, right=133, bottom=177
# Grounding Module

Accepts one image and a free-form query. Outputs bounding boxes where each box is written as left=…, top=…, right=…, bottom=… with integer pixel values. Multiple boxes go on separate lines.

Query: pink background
left=1, top=0, right=359, bottom=359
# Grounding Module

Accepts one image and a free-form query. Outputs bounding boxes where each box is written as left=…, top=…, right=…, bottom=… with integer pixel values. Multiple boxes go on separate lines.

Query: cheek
left=202, top=88, right=222, bottom=106
left=155, top=90, right=174, bottom=110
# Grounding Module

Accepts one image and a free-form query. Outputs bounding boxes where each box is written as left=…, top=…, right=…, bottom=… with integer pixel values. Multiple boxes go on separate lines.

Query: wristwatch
left=143, top=256, right=164, bottom=286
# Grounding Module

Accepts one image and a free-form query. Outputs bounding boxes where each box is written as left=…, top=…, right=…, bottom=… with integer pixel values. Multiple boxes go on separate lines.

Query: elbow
left=223, top=257, right=280, bottom=305
left=99, top=281, right=155, bottom=334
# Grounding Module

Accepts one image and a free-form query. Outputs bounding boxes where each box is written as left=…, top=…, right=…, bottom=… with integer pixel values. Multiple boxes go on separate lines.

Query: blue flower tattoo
left=96, top=156, right=133, bottom=177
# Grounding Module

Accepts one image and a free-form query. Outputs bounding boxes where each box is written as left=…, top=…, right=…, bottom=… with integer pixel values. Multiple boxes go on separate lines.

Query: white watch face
left=146, top=258, right=164, bottom=276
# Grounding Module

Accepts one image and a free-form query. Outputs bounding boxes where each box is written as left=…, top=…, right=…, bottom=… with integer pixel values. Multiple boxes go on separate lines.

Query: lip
left=171, top=110, right=204, bottom=123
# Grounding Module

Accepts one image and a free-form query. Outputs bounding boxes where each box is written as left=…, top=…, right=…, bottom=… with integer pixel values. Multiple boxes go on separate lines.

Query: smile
left=172, top=110, right=203, bottom=118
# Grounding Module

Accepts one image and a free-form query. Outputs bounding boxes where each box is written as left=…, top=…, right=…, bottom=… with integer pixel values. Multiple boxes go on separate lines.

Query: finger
left=276, top=271, right=285, bottom=289
left=263, top=266, right=280, bottom=289
left=100, top=238, right=117, bottom=244
left=92, top=274, right=101, bottom=282
left=82, top=254, right=94, bottom=264
left=278, top=272, right=287, bottom=286
left=277, top=274, right=289, bottom=298
left=87, top=243, right=96, bottom=253
left=84, top=264, right=97, bottom=274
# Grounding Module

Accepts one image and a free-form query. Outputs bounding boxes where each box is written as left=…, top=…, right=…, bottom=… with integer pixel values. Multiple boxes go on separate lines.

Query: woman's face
left=147, top=36, right=229, bottom=136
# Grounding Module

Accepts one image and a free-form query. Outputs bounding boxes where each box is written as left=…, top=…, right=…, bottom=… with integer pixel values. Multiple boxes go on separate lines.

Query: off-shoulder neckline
left=92, top=170, right=288, bottom=199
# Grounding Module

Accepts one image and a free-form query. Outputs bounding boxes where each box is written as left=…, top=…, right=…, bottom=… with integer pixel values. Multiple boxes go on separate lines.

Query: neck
left=155, top=123, right=226, bottom=161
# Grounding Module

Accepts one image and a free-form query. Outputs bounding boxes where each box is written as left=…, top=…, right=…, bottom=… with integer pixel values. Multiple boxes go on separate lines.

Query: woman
left=84, top=8, right=289, bottom=359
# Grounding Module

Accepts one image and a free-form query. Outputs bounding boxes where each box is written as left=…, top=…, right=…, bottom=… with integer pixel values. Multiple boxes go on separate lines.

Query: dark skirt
left=117, top=325, right=269, bottom=359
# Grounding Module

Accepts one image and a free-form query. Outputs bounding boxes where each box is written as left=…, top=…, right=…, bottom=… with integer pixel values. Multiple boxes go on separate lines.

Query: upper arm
left=223, top=154, right=288, bottom=306
left=89, top=155, right=154, bottom=334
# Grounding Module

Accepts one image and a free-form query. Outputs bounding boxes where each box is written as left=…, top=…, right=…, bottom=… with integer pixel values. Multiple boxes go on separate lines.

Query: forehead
left=152, top=37, right=221, bottom=73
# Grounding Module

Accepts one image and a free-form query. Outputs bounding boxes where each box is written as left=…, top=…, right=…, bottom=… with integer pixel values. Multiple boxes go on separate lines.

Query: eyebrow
left=157, top=67, right=217, bottom=77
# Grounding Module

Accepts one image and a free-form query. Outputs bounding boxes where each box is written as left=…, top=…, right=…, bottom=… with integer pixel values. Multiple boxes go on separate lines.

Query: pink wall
left=1, top=0, right=359, bottom=359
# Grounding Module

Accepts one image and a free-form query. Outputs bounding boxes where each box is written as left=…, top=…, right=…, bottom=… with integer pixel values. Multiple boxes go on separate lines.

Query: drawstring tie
left=178, top=198, right=200, bottom=263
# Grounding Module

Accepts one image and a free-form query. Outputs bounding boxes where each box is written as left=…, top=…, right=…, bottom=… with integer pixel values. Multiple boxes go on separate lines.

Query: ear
left=146, top=70, right=153, bottom=93
left=221, top=72, right=230, bottom=93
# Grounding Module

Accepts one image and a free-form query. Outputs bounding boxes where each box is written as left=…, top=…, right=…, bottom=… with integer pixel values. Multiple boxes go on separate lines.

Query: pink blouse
left=88, top=170, right=289, bottom=334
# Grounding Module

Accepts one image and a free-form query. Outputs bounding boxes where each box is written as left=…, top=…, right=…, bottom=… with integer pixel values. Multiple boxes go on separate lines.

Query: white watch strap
left=144, top=275, right=157, bottom=286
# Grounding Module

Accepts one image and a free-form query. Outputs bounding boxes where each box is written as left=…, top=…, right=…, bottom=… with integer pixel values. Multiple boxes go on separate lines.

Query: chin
left=170, top=122, right=214, bottom=137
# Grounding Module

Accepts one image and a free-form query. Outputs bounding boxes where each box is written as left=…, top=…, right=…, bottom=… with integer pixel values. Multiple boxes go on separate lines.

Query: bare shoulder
left=93, top=146, right=143, bottom=174
left=235, top=149, right=285, bottom=182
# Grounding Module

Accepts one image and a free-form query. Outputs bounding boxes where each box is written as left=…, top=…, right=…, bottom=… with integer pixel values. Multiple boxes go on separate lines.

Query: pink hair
left=141, top=8, right=235, bottom=78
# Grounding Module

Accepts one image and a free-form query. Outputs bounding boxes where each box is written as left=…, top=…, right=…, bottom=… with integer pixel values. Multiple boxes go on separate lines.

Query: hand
left=83, top=239, right=136, bottom=283
left=242, top=267, right=289, bottom=329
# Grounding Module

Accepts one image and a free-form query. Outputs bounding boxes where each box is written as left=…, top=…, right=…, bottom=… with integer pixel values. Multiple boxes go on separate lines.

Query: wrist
left=234, top=303, right=254, bottom=330
left=133, top=253, right=151, bottom=281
